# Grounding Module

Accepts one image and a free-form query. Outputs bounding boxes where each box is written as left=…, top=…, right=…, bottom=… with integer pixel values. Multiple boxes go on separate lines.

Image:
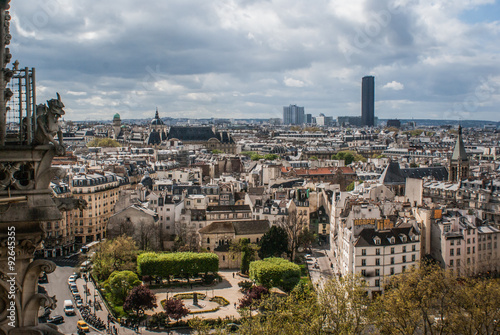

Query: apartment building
left=72, top=172, right=123, bottom=244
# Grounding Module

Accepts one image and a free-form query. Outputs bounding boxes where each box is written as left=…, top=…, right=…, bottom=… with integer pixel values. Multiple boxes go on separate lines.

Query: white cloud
left=7, top=0, right=500, bottom=121
left=383, top=81, right=405, bottom=90
left=283, top=77, right=306, bottom=88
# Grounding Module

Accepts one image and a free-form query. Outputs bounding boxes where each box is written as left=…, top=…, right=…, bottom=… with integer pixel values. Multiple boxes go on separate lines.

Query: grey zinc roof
left=233, top=220, right=270, bottom=235
left=379, top=161, right=406, bottom=185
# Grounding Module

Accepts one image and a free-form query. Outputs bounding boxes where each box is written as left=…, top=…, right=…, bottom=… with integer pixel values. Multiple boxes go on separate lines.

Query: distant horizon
left=68, top=117, right=500, bottom=126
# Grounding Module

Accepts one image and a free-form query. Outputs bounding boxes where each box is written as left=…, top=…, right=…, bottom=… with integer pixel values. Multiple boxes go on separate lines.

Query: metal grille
left=5, top=67, right=36, bottom=144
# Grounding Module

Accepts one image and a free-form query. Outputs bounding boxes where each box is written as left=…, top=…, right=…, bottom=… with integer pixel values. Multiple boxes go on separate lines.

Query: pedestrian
left=234, top=302, right=236, bottom=309
left=232, top=272, right=235, bottom=278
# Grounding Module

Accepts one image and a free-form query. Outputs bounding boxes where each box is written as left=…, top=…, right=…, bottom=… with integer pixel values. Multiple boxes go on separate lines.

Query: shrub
left=249, top=257, right=301, bottom=292
left=137, top=252, right=219, bottom=281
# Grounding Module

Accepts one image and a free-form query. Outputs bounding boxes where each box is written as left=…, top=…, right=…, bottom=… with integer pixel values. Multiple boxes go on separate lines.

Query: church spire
left=155, top=107, right=159, bottom=120
left=449, top=125, right=469, bottom=182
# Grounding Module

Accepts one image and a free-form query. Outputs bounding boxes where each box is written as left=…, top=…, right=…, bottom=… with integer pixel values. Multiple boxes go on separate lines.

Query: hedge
left=249, top=257, right=301, bottom=292
left=137, top=252, right=219, bottom=280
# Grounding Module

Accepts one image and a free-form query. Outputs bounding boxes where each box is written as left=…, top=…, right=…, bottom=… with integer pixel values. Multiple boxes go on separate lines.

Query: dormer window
left=389, top=236, right=396, bottom=244
left=374, top=236, right=381, bottom=245
left=400, top=234, right=408, bottom=243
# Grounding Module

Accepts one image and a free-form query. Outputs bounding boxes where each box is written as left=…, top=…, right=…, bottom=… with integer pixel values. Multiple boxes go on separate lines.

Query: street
left=307, top=246, right=337, bottom=288
left=41, top=263, right=192, bottom=335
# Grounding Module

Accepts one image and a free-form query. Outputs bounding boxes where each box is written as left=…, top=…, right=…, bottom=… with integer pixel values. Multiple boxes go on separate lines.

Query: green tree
left=104, top=270, right=142, bottom=305
left=372, top=263, right=458, bottom=335
left=211, top=149, right=223, bottom=154
left=92, top=236, right=139, bottom=282
left=87, top=137, right=121, bottom=147
left=249, top=257, right=301, bottom=292
left=258, top=226, right=289, bottom=259
left=231, top=238, right=258, bottom=275
left=263, top=154, right=279, bottom=160
left=298, top=228, right=316, bottom=253
left=318, top=274, right=370, bottom=334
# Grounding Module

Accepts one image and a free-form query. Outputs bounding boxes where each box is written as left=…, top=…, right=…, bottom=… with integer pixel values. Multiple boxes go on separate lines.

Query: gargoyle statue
left=33, top=93, right=66, bottom=156
left=53, top=197, right=87, bottom=212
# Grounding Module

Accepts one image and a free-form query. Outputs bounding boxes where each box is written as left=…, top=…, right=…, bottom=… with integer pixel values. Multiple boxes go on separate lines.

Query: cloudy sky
left=9, top=0, right=500, bottom=121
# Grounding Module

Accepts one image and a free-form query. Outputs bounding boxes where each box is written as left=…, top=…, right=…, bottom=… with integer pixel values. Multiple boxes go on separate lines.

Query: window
left=361, top=259, right=366, bottom=266
left=375, top=279, right=380, bottom=287
left=412, top=245, right=416, bottom=252
left=457, top=259, right=461, bottom=267
left=223, top=255, right=225, bottom=261
left=403, top=246, right=407, bottom=252
left=412, top=254, right=416, bottom=262
left=207, top=238, right=210, bottom=243
left=361, top=269, right=366, bottom=276
left=450, top=249, right=454, bottom=256
left=375, top=269, right=380, bottom=276
left=402, top=256, right=406, bottom=263
left=376, top=248, right=380, bottom=255
left=390, top=267, right=395, bottom=275
left=450, top=240, right=455, bottom=246
left=375, top=258, right=380, bottom=266
left=391, top=247, right=395, bottom=254
left=457, top=248, right=461, bottom=256
left=467, top=238, right=470, bottom=244
left=402, top=265, right=406, bottom=272
left=467, top=247, right=470, bottom=255
left=362, top=249, right=366, bottom=256
left=450, top=260, right=454, bottom=267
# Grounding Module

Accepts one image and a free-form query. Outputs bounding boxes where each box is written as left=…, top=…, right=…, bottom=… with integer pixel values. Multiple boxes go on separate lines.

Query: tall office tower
left=361, top=76, right=375, bottom=127
left=283, top=104, right=305, bottom=125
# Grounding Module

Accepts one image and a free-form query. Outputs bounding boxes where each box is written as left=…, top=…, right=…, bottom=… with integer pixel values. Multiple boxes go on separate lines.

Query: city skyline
left=10, top=0, right=500, bottom=122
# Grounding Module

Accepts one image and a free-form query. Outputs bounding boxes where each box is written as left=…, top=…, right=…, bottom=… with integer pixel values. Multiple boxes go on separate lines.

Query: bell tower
left=448, top=125, right=469, bottom=183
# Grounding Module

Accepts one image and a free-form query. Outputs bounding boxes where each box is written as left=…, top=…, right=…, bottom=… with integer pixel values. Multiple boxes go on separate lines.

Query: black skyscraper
left=361, top=76, right=375, bottom=127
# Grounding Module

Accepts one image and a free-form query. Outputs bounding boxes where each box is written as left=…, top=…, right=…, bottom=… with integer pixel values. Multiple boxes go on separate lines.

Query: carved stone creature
left=53, top=197, right=87, bottom=212
left=33, top=93, right=66, bottom=156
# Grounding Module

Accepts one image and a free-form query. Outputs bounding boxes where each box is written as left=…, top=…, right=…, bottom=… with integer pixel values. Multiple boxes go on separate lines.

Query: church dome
left=113, top=113, right=121, bottom=120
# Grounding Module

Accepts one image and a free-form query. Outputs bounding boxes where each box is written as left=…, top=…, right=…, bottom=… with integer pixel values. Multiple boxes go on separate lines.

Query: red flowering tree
left=163, top=298, right=189, bottom=324
left=238, top=285, right=269, bottom=309
left=123, top=285, right=157, bottom=318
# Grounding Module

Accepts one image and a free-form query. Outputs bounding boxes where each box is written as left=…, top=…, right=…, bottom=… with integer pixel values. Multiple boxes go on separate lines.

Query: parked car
left=77, top=320, right=89, bottom=332
left=63, top=300, right=75, bottom=316
left=47, top=315, right=64, bottom=324
left=68, top=275, right=77, bottom=285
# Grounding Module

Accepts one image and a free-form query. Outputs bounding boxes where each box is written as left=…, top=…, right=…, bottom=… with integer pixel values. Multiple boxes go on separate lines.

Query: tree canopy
left=258, top=226, right=289, bottom=259
left=249, top=257, right=301, bottom=292
left=123, top=285, right=157, bottom=317
left=137, top=252, right=219, bottom=281
left=87, top=137, right=121, bottom=147
left=331, top=150, right=366, bottom=165
left=104, top=270, right=142, bottom=305
left=92, top=236, right=139, bottom=282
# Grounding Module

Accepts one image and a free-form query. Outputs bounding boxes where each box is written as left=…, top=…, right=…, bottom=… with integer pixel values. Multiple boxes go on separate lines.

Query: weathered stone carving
left=33, top=93, right=65, bottom=156
left=53, top=197, right=87, bottom=212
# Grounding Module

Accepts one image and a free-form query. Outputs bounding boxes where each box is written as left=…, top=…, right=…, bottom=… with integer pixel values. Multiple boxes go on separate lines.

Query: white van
left=63, top=300, right=75, bottom=315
